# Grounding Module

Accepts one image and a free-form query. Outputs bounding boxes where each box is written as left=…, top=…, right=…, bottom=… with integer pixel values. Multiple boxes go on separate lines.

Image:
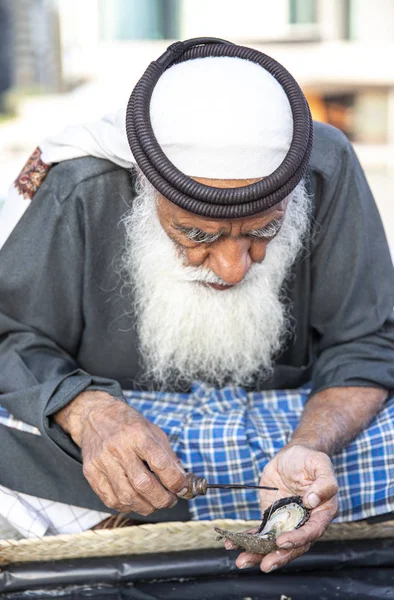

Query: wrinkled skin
left=55, top=391, right=188, bottom=515
left=223, top=444, right=339, bottom=572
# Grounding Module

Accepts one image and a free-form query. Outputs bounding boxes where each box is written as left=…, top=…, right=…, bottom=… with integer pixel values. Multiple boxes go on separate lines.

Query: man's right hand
left=54, top=391, right=188, bottom=515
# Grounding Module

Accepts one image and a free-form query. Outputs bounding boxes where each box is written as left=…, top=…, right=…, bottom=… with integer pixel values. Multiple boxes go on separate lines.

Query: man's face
left=123, top=174, right=309, bottom=388
left=156, top=177, right=288, bottom=289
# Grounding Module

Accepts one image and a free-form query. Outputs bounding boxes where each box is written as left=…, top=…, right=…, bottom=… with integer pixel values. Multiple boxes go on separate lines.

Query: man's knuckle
left=82, top=462, right=95, bottom=479
left=99, top=491, right=113, bottom=505
left=140, top=436, right=159, bottom=454
left=113, top=499, right=136, bottom=512
left=133, top=474, right=155, bottom=493
left=331, top=481, right=339, bottom=495
left=290, top=538, right=305, bottom=549
left=131, top=503, right=155, bottom=516
left=140, top=507, right=155, bottom=516
left=170, top=474, right=187, bottom=493
left=119, top=425, right=137, bottom=443
left=154, top=495, right=176, bottom=510
left=153, top=426, right=169, bottom=443
left=148, top=422, right=160, bottom=434
left=102, top=440, right=118, bottom=456
left=103, top=498, right=118, bottom=509
left=114, top=504, right=129, bottom=512
left=132, top=431, right=151, bottom=452
left=118, top=492, right=133, bottom=506
left=150, top=453, right=172, bottom=472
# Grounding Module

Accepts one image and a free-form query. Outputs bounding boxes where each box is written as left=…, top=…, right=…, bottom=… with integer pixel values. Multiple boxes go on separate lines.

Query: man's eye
left=180, top=228, right=221, bottom=244
left=248, top=219, right=283, bottom=240
left=191, top=232, right=219, bottom=243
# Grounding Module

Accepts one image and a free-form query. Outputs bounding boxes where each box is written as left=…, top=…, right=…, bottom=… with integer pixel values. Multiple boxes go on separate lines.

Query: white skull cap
left=150, top=56, right=293, bottom=179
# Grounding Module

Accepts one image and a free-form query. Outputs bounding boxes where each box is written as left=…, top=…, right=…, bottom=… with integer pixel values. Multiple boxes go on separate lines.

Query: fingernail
left=170, top=498, right=178, bottom=508
left=176, top=462, right=186, bottom=474
left=307, top=492, right=320, bottom=508
left=177, top=487, right=189, bottom=497
left=267, top=564, right=278, bottom=573
left=278, top=542, right=293, bottom=549
left=239, top=562, right=255, bottom=569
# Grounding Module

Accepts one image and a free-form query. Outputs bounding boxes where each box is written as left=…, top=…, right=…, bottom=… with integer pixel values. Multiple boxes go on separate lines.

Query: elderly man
left=0, top=38, right=393, bottom=572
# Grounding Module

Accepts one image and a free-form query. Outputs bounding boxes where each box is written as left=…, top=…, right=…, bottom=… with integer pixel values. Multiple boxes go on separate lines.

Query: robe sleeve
left=309, top=128, right=394, bottom=395
left=0, top=177, right=124, bottom=462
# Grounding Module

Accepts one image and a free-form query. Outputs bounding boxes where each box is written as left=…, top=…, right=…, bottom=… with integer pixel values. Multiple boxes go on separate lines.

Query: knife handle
left=178, top=473, right=208, bottom=499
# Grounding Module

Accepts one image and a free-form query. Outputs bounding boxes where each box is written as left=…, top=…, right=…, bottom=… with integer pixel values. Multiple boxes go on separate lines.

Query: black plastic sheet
left=2, top=540, right=394, bottom=599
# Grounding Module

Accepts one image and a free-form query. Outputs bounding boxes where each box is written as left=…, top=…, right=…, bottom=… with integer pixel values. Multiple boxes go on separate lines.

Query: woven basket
left=1, top=518, right=394, bottom=567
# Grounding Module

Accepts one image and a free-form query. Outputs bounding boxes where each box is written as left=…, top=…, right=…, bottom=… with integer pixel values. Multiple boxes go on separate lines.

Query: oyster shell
left=215, top=496, right=310, bottom=555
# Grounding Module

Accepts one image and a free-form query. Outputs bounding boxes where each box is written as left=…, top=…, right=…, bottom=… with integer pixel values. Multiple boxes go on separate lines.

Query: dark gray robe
left=0, top=122, right=393, bottom=519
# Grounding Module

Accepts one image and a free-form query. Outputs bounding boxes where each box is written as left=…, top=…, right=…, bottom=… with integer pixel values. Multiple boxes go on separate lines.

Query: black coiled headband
left=126, top=37, right=313, bottom=218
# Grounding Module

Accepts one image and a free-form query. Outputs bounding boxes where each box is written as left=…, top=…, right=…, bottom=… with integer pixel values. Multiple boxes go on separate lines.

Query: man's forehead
left=157, top=176, right=287, bottom=228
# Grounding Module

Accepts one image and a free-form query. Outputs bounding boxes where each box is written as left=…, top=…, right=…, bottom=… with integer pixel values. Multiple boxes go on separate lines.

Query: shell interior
left=214, top=496, right=310, bottom=555
left=259, top=501, right=307, bottom=537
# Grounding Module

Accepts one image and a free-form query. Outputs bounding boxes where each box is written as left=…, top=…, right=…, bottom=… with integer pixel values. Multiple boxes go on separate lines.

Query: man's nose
left=208, top=238, right=254, bottom=285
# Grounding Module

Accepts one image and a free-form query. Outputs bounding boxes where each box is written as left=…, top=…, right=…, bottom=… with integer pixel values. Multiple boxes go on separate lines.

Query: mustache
left=179, top=266, right=227, bottom=285
left=178, top=262, right=262, bottom=285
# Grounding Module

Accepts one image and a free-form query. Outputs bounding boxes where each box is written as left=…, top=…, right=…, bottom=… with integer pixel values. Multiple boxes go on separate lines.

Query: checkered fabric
left=122, top=383, right=394, bottom=521
left=0, top=485, right=110, bottom=539
left=1, top=382, right=394, bottom=528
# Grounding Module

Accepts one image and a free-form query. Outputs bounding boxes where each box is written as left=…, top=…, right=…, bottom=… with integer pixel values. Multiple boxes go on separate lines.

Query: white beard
left=121, top=173, right=311, bottom=389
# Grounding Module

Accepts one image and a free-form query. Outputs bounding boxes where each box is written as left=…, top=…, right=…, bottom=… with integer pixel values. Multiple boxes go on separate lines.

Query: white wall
left=317, top=0, right=345, bottom=41
left=350, top=0, right=394, bottom=42
left=179, top=0, right=289, bottom=41
left=57, top=0, right=100, bottom=81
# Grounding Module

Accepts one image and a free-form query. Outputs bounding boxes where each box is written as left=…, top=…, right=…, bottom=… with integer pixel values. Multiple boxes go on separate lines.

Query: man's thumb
left=303, top=470, right=338, bottom=509
left=304, top=491, right=321, bottom=509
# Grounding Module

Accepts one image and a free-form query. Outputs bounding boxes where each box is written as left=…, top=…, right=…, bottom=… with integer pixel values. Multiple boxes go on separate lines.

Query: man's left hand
left=226, top=444, right=339, bottom=572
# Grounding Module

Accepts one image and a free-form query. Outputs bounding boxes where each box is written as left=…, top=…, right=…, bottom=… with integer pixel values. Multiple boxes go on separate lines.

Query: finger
left=109, top=458, right=161, bottom=515
left=137, top=431, right=187, bottom=494
left=224, top=539, right=238, bottom=550
left=235, top=542, right=311, bottom=571
left=304, top=480, right=339, bottom=510
left=83, top=463, right=119, bottom=509
left=235, top=551, right=263, bottom=569
left=303, top=458, right=339, bottom=509
left=260, top=543, right=311, bottom=573
left=276, top=505, right=337, bottom=549
left=124, top=454, right=178, bottom=510
left=90, top=454, right=157, bottom=515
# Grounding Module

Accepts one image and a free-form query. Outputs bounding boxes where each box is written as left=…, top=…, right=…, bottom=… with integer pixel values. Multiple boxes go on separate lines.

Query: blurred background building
left=1, top=0, right=394, bottom=246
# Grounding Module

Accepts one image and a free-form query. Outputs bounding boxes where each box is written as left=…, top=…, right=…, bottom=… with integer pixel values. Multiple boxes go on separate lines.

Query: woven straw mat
left=1, top=518, right=394, bottom=566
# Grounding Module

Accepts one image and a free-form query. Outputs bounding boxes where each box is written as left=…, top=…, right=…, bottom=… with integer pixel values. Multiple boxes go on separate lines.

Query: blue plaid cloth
left=1, top=382, right=394, bottom=522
